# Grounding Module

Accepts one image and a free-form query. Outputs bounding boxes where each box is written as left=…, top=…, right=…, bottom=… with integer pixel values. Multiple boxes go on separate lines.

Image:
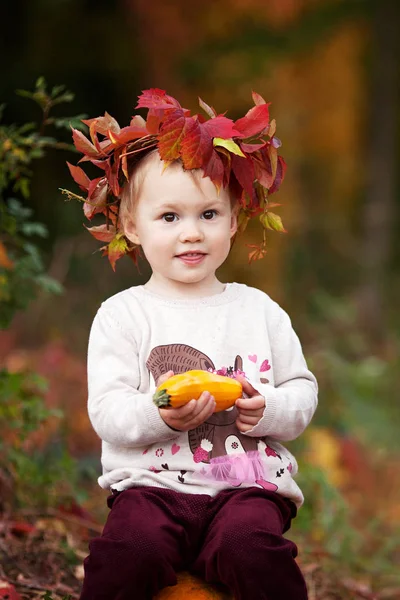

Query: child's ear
left=124, top=219, right=140, bottom=246
left=230, top=207, right=238, bottom=238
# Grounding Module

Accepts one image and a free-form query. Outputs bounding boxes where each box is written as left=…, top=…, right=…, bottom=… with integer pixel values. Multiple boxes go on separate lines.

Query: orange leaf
left=85, top=223, right=116, bottom=242
left=0, top=242, right=14, bottom=269
left=106, top=235, right=129, bottom=271
left=66, top=162, right=91, bottom=191
left=71, top=127, right=99, bottom=158
left=82, top=111, right=121, bottom=136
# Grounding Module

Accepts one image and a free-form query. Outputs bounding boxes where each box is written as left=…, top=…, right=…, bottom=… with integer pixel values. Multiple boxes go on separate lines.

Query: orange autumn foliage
left=154, top=572, right=232, bottom=600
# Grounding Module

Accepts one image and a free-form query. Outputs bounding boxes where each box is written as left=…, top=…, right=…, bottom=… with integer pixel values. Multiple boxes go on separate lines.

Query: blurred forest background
left=1, top=0, right=399, bottom=598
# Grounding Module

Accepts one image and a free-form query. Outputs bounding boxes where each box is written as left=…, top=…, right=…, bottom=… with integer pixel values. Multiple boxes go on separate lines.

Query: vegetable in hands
left=153, top=370, right=242, bottom=413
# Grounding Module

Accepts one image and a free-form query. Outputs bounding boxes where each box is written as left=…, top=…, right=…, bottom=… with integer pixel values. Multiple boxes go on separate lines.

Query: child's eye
left=162, top=213, right=178, bottom=223
left=202, top=210, right=218, bottom=220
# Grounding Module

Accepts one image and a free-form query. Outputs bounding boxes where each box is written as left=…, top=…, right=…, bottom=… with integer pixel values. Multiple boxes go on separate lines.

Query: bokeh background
left=1, top=0, right=399, bottom=597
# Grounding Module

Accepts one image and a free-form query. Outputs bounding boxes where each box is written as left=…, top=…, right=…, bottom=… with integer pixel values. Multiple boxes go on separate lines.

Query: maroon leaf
left=269, top=155, right=287, bottom=195
left=202, top=149, right=225, bottom=191
left=231, top=154, right=254, bottom=197
left=240, top=141, right=266, bottom=153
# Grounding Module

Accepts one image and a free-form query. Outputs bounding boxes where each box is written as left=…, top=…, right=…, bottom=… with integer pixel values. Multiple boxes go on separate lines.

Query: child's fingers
left=189, top=395, right=216, bottom=425
left=237, top=413, right=260, bottom=425
left=156, top=370, right=174, bottom=386
left=236, top=375, right=260, bottom=397
left=235, top=395, right=265, bottom=411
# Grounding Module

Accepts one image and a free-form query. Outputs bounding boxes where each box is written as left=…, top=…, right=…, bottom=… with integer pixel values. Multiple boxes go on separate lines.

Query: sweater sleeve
left=87, top=306, right=181, bottom=447
left=244, top=307, right=318, bottom=441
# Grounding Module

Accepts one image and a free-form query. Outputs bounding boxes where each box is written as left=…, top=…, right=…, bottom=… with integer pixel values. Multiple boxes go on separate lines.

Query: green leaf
left=35, top=274, right=64, bottom=295
left=21, top=222, right=49, bottom=238
left=259, top=211, right=286, bottom=232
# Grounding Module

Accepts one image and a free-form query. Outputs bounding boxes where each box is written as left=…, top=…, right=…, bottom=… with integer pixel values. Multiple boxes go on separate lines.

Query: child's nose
left=179, top=222, right=204, bottom=243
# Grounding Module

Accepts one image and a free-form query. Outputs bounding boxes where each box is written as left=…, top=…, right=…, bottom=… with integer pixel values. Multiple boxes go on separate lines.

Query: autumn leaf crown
left=63, top=88, right=287, bottom=270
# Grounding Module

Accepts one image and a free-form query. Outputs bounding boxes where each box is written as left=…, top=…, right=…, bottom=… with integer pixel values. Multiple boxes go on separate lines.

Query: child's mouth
left=176, top=252, right=206, bottom=265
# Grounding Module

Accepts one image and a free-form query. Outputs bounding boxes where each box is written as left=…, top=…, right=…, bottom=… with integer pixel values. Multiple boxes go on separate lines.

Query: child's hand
left=157, top=371, right=216, bottom=432
left=235, top=376, right=266, bottom=433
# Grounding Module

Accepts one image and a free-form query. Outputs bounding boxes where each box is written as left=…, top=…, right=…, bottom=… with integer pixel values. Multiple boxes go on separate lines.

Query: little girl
left=67, top=89, right=318, bottom=600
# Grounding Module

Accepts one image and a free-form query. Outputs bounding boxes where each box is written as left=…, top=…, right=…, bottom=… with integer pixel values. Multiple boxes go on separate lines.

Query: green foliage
left=0, top=198, right=63, bottom=328
left=294, top=464, right=400, bottom=586
left=308, top=290, right=400, bottom=449
left=42, top=593, right=72, bottom=600
left=0, top=77, right=86, bottom=329
left=0, top=368, right=81, bottom=510
left=0, top=78, right=86, bottom=512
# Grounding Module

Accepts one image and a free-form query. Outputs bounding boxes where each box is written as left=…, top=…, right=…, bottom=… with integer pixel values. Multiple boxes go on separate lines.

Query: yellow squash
left=153, top=370, right=242, bottom=412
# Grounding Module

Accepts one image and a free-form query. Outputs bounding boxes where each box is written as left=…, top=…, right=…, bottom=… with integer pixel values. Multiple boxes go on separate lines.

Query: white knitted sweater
left=87, top=282, right=318, bottom=508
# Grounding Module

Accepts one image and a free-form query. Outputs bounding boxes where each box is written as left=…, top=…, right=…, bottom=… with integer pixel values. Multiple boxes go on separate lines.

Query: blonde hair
left=118, top=150, right=238, bottom=236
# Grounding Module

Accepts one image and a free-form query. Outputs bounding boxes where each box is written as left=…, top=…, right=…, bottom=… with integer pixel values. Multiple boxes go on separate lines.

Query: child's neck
left=143, top=275, right=226, bottom=299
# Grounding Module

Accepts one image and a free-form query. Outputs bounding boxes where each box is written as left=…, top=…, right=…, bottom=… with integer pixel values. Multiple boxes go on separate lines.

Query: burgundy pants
left=80, top=486, right=308, bottom=600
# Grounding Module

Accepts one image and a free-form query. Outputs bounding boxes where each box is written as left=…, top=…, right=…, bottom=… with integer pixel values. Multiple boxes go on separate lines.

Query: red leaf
left=86, top=159, right=107, bottom=170
left=10, top=520, right=37, bottom=536
left=202, top=115, right=242, bottom=139
left=180, top=118, right=213, bottom=170
left=85, top=223, right=116, bottom=242
left=240, top=141, right=266, bottom=153
left=136, top=88, right=182, bottom=110
left=84, top=177, right=108, bottom=219
left=202, top=149, right=225, bottom=191
left=109, top=123, right=149, bottom=146
left=232, top=154, right=254, bottom=197
left=158, top=109, right=187, bottom=161
left=253, top=152, right=274, bottom=189
left=269, top=155, right=287, bottom=195
left=105, top=153, right=121, bottom=197
left=66, top=162, right=90, bottom=191
left=71, top=127, right=99, bottom=158
left=234, top=104, right=270, bottom=138
left=0, top=580, right=21, bottom=600
left=146, top=109, right=165, bottom=134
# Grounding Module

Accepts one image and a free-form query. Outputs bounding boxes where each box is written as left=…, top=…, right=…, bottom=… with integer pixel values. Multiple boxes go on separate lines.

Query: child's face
left=124, top=154, right=237, bottom=294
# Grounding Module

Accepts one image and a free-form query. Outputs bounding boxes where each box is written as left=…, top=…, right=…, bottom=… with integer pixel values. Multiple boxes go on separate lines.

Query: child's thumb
left=156, top=370, right=174, bottom=386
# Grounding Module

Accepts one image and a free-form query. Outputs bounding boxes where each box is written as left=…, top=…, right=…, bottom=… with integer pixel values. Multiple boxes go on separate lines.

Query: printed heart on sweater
left=260, top=359, right=271, bottom=372
left=171, top=443, right=180, bottom=455
left=161, top=464, right=169, bottom=470
left=248, top=354, right=257, bottom=363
